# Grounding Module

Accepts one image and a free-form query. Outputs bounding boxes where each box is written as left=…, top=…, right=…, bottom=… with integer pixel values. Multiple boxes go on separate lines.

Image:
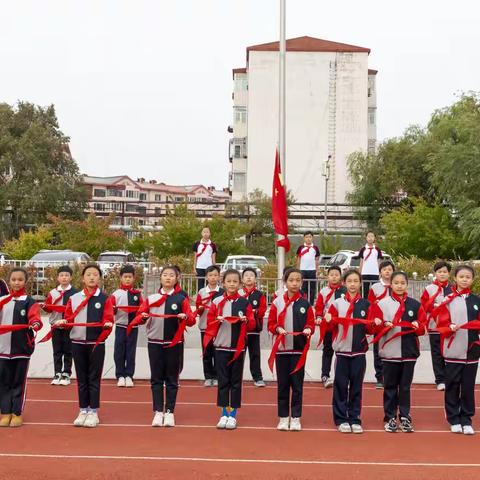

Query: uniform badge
left=20, top=309, right=26, bottom=316
left=361, top=310, right=365, bottom=317
left=408, top=310, right=414, bottom=317
left=134, top=296, right=138, bottom=301
left=341, top=293, right=345, bottom=299
left=300, top=307, right=306, bottom=314
left=253, top=300, right=258, bottom=306
left=171, top=304, right=178, bottom=311
left=474, top=305, right=479, bottom=311
left=238, top=311, right=244, bottom=317
left=95, top=302, right=101, bottom=309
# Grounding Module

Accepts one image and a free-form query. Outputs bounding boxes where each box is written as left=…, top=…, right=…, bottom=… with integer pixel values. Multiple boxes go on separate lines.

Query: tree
left=379, top=200, right=468, bottom=260
left=2, top=226, right=53, bottom=259
left=0, top=102, right=87, bottom=241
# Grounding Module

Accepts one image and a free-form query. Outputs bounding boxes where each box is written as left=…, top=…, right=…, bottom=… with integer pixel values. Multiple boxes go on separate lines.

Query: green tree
left=379, top=200, right=467, bottom=260
left=2, top=226, right=53, bottom=259
left=0, top=102, right=87, bottom=241
left=205, top=216, right=248, bottom=262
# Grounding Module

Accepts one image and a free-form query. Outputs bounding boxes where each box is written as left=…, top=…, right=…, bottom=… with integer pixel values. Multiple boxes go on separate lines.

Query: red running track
left=0, top=379, right=479, bottom=480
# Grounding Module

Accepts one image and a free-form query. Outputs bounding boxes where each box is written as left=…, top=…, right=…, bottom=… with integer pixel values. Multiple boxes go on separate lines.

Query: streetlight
left=322, top=155, right=331, bottom=234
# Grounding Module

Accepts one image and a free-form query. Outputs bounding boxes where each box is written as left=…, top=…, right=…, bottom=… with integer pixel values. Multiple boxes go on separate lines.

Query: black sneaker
left=384, top=418, right=398, bottom=433
left=400, top=417, right=414, bottom=433
left=375, top=381, right=384, bottom=389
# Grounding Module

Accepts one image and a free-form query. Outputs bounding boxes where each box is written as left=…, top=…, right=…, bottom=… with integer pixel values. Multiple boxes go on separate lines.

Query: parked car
left=221, top=255, right=269, bottom=275
left=318, top=254, right=333, bottom=269
left=29, top=250, right=92, bottom=282
left=97, top=251, right=137, bottom=275
left=327, top=250, right=392, bottom=274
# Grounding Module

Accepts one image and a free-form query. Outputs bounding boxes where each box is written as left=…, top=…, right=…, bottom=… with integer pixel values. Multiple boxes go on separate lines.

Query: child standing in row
left=43, top=266, right=78, bottom=386
left=296, top=232, right=320, bottom=305
left=367, top=260, right=395, bottom=389
left=112, top=265, right=143, bottom=388
left=0, top=268, right=42, bottom=427
left=62, top=264, right=114, bottom=428
left=196, top=265, right=224, bottom=387
left=370, top=271, right=426, bottom=433
left=435, top=265, right=480, bottom=435
left=134, top=266, right=195, bottom=428
left=205, top=269, right=255, bottom=430
left=315, top=266, right=346, bottom=389
left=325, top=270, right=377, bottom=434
left=268, top=268, right=314, bottom=432
left=421, top=261, right=452, bottom=391
left=239, top=267, right=267, bottom=387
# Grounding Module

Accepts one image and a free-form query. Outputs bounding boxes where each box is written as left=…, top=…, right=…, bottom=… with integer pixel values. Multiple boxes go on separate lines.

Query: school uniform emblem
left=95, top=302, right=101, bottom=309
left=474, top=305, right=479, bottom=311
left=238, top=311, right=244, bottom=317
left=171, top=304, right=178, bottom=311
left=408, top=310, right=414, bottom=317
left=300, top=307, right=306, bottom=314
left=361, top=310, right=365, bottom=317
left=134, top=296, right=138, bottom=301
left=20, top=309, right=26, bottom=316
left=253, top=300, right=258, bottom=306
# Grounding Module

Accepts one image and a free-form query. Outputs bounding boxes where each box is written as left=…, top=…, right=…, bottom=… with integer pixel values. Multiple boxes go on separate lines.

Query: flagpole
left=277, top=0, right=287, bottom=280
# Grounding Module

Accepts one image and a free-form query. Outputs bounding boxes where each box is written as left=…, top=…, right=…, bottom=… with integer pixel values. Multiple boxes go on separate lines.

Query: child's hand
left=450, top=323, right=458, bottom=332
left=411, top=321, right=419, bottom=329
left=324, top=313, right=332, bottom=323
left=54, top=320, right=67, bottom=327
left=217, top=316, right=224, bottom=322
left=103, top=322, right=113, bottom=329
left=241, top=316, right=248, bottom=323
left=29, top=324, right=39, bottom=331
left=276, top=326, right=287, bottom=335
left=141, top=312, right=149, bottom=319
left=177, top=313, right=187, bottom=319
left=385, top=321, right=393, bottom=328
left=303, top=328, right=312, bottom=337
left=315, top=317, right=322, bottom=325
left=374, top=318, right=382, bottom=326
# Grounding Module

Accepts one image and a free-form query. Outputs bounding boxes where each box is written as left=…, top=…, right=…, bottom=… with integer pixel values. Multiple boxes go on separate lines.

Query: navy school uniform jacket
left=437, top=292, right=480, bottom=363
left=267, top=293, right=315, bottom=354
left=64, top=288, right=115, bottom=345
left=137, top=289, right=195, bottom=345
left=43, top=285, right=79, bottom=325
left=238, top=287, right=267, bottom=334
left=111, top=287, right=143, bottom=328
left=327, top=296, right=373, bottom=356
left=0, top=293, right=42, bottom=359
left=370, top=295, right=426, bottom=362
left=315, top=285, right=347, bottom=318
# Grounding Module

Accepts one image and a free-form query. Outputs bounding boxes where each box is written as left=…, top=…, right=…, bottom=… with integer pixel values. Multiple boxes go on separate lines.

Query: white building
left=229, top=36, right=377, bottom=204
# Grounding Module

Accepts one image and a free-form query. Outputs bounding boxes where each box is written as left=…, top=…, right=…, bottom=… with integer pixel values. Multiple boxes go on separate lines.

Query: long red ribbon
left=116, top=305, right=141, bottom=313
left=268, top=331, right=310, bottom=375
left=127, top=312, right=179, bottom=336
left=436, top=320, right=480, bottom=350
left=370, top=321, right=418, bottom=345
left=38, top=322, right=110, bottom=349
left=0, top=324, right=31, bottom=335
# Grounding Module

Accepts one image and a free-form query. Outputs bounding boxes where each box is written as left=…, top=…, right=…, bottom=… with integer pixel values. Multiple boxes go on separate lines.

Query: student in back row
left=296, top=232, right=320, bottom=306
left=42, top=266, right=78, bottom=386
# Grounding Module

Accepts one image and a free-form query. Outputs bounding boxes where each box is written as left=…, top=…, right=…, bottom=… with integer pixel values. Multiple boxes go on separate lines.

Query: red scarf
left=120, top=284, right=141, bottom=294
left=376, top=284, right=390, bottom=302
left=0, top=289, right=27, bottom=310
left=44, top=288, right=69, bottom=313
left=196, top=241, right=210, bottom=258
left=278, top=292, right=303, bottom=328
left=298, top=245, right=313, bottom=257
left=424, top=280, right=449, bottom=314
left=195, top=289, right=219, bottom=316
left=431, top=285, right=469, bottom=322
left=241, top=286, right=257, bottom=299
left=127, top=291, right=170, bottom=334
left=364, top=246, right=375, bottom=261
left=324, top=284, right=342, bottom=311
left=337, top=292, right=362, bottom=341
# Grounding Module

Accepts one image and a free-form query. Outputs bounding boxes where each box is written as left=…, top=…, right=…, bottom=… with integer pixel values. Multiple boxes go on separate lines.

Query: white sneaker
left=450, top=424, right=462, bottom=434
left=212, top=379, right=218, bottom=386
left=51, top=373, right=62, bottom=385
left=163, top=411, right=175, bottom=427
left=289, top=417, right=302, bottom=431
left=338, top=422, right=352, bottom=433
left=73, top=411, right=88, bottom=427
left=463, top=425, right=475, bottom=435
left=324, top=378, right=334, bottom=389
left=203, top=379, right=213, bottom=387
left=254, top=380, right=266, bottom=387
left=216, top=415, right=228, bottom=429
left=59, top=374, right=71, bottom=386
left=225, top=416, right=237, bottom=430
left=277, top=417, right=289, bottom=431
left=117, top=377, right=126, bottom=387
left=351, top=424, right=363, bottom=434
left=436, top=383, right=446, bottom=391
left=152, top=411, right=164, bottom=427
left=125, top=377, right=134, bottom=388
left=83, top=412, right=99, bottom=428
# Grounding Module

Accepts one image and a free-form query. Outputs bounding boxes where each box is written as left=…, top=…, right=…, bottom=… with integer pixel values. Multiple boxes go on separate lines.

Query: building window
left=235, top=77, right=248, bottom=91
left=93, top=189, right=106, bottom=197
left=126, top=190, right=139, bottom=198
left=107, top=188, right=123, bottom=197
left=233, top=173, right=246, bottom=193
left=154, top=194, right=162, bottom=202
left=234, top=145, right=241, bottom=158
left=234, top=107, right=247, bottom=124
left=137, top=206, right=147, bottom=215
left=93, top=203, right=106, bottom=211
left=125, top=204, right=139, bottom=212
left=139, top=193, right=147, bottom=201
left=154, top=207, right=163, bottom=216
left=110, top=202, right=123, bottom=212
left=369, top=110, right=376, bottom=125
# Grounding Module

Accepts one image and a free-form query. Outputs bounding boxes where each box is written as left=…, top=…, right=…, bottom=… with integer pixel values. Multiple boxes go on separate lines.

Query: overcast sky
left=1, top=0, right=478, bottom=188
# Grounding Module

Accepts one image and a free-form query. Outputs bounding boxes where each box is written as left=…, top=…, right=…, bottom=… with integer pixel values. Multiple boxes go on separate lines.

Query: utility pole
left=323, top=155, right=331, bottom=234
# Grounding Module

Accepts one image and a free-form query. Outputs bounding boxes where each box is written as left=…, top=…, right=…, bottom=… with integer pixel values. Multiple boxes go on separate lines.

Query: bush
left=2, top=227, right=53, bottom=260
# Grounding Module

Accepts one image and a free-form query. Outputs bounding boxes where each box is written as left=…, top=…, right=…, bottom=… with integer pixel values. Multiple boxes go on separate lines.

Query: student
left=111, top=265, right=143, bottom=388
left=42, top=266, right=78, bottom=386
left=195, top=265, right=224, bottom=386
left=357, top=231, right=383, bottom=299
left=367, top=260, right=395, bottom=389
left=370, top=271, right=426, bottom=433
left=0, top=268, right=42, bottom=427
left=268, top=268, right=315, bottom=432
left=204, top=269, right=255, bottom=430
left=61, top=264, right=114, bottom=428
left=434, top=265, right=480, bottom=435
left=325, top=269, right=379, bottom=433
left=420, top=261, right=452, bottom=391
left=133, top=266, right=195, bottom=428
left=314, top=266, right=346, bottom=389
left=193, top=227, right=217, bottom=290
left=296, top=232, right=320, bottom=305
left=239, top=267, right=267, bottom=387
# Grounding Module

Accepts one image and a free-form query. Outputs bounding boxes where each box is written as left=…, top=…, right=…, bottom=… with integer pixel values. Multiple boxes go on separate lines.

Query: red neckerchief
left=424, top=279, right=449, bottom=313
left=0, top=289, right=27, bottom=310
left=52, top=289, right=67, bottom=305
left=278, top=292, right=303, bottom=328
left=391, top=292, right=408, bottom=324
left=345, top=292, right=361, bottom=319
left=196, top=241, right=210, bottom=258
left=364, top=245, right=375, bottom=261
left=200, top=289, right=219, bottom=306
left=431, top=285, right=470, bottom=325
left=324, top=283, right=342, bottom=308
left=120, top=284, right=141, bottom=294
left=217, top=292, right=241, bottom=316
left=241, top=286, right=257, bottom=299
left=377, top=283, right=390, bottom=302
left=70, top=288, right=98, bottom=319
left=298, top=244, right=313, bottom=257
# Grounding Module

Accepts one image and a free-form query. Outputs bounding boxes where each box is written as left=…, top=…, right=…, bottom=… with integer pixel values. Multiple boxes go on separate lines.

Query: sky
left=1, top=0, right=479, bottom=188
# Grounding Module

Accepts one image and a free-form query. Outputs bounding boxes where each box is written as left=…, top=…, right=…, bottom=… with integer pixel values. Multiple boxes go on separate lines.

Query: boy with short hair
left=111, top=265, right=143, bottom=388
left=42, top=266, right=78, bottom=386
left=296, top=232, right=320, bottom=305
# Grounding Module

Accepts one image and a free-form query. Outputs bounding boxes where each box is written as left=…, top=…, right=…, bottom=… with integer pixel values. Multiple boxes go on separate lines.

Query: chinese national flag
left=272, top=149, right=290, bottom=252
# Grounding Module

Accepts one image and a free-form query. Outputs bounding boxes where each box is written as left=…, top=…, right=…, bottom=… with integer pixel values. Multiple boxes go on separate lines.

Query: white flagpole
left=277, top=0, right=287, bottom=280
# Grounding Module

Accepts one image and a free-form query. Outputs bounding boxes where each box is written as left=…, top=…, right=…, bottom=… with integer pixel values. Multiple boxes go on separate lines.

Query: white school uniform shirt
left=296, top=244, right=320, bottom=271
left=359, top=244, right=382, bottom=276
left=194, top=240, right=217, bottom=269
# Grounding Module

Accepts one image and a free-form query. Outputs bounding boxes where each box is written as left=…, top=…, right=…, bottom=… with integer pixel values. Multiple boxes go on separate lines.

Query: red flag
left=272, top=149, right=290, bottom=251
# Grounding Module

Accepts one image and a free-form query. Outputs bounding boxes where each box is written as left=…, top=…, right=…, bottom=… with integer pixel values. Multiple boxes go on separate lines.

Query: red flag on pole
left=272, top=148, right=290, bottom=252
